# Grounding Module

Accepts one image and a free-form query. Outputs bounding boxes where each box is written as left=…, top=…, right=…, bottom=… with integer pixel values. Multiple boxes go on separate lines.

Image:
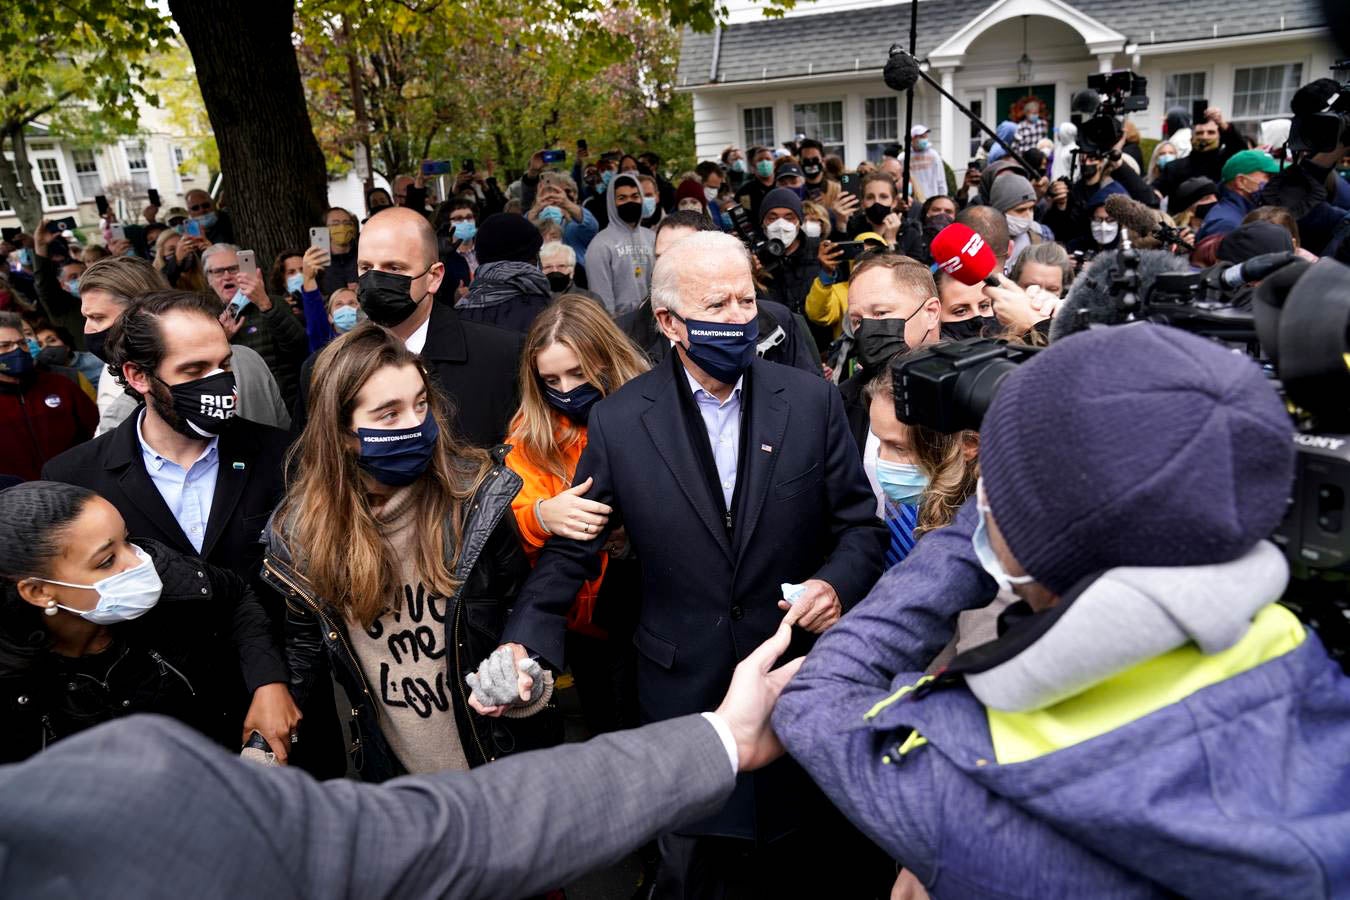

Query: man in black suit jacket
left=290, top=207, right=522, bottom=446
left=41, top=290, right=341, bottom=775
left=483, top=231, right=888, bottom=895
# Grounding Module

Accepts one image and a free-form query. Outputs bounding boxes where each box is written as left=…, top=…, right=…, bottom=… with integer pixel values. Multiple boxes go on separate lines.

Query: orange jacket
left=506, top=417, right=609, bottom=638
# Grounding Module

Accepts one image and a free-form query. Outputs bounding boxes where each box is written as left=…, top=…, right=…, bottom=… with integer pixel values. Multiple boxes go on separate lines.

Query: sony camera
left=1287, top=71, right=1350, bottom=154
left=1071, top=70, right=1149, bottom=157
left=726, top=203, right=787, bottom=268
left=891, top=339, right=1039, bottom=434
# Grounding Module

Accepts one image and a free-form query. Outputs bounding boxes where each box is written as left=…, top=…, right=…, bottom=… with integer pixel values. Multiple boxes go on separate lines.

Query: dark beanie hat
left=675, top=177, right=709, bottom=213
left=980, top=324, right=1294, bottom=595
left=1217, top=221, right=1295, bottom=263
left=760, top=187, right=803, bottom=223
left=475, top=213, right=544, bottom=265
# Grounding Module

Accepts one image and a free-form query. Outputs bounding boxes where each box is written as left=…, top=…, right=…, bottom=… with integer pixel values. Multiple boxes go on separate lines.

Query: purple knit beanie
left=980, top=323, right=1295, bottom=595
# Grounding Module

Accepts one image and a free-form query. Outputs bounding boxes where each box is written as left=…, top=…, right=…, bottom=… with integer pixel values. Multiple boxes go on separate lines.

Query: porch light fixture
left=1017, top=16, right=1033, bottom=83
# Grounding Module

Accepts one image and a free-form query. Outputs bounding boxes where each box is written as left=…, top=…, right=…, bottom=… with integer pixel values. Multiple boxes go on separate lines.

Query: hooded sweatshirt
left=775, top=508, right=1350, bottom=898
left=584, top=173, right=655, bottom=316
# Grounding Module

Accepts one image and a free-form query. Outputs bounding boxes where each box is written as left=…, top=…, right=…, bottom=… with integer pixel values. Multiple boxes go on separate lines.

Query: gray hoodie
left=584, top=173, right=655, bottom=316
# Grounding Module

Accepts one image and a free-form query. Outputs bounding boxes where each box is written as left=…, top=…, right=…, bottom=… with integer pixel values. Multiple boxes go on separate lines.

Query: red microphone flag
left=930, top=222, right=998, bottom=286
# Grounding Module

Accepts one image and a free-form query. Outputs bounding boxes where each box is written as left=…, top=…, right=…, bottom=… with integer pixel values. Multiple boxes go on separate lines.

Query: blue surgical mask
left=1026, top=113, right=1040, bottom=122
left=732, top=159, right=748, bottom=174
left=755, top=159, right=775, bottom=179
left=355, top=414, right=440, bottom=487
left=539, top=206, right=564, bottom=225
left=39, top=543, right=163, bottom=625
left=874, top=458, right=928, bottom=507
left=64, top=279, right=80, bottom=297
left=916, top=139, right=931, bottom=152
left=193, top=211, right=219, bottom=230
left=673, top=313, right=759, bottom=384
left=544, top=381, right=603, bottom=425
left=285, top=273, right=305, bottom=294
left=1156, top=154, right=1176, bottom=168
left=452, top=220, right=477, bottom=242
left=26, top=337, right=41, bottom=359
left=641, top=197, right=657, bottom=218
left=598, top=170, right=614, bottom=194
left=971, top=481, right=1036, bottom=594
left=332, top=305, right=360, bottom=333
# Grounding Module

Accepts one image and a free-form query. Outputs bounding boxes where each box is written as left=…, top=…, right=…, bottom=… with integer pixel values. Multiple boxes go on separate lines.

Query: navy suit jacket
left=503, top=354, right=886, bottom=840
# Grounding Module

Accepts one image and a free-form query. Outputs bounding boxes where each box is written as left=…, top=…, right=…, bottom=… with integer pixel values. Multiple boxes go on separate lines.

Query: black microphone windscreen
left=883, top=47, right=922, bottom=93
left=1049, top=249, right=1190, bottom=342
left=1103, top=193, right=1160, bottom=237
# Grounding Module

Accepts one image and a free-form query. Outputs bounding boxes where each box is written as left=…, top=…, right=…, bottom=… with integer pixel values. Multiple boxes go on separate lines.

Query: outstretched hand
left=713, top=620, right=805, bottom=771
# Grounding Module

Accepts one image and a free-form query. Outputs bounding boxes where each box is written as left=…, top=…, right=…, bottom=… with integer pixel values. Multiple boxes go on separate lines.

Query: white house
left=677, top=0, right=1336, bottom=170
left=0, top=100, right=213, bottom=234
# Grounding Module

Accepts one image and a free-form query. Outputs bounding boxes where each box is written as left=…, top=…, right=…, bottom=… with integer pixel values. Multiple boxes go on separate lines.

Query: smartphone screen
left=184, top=219, right=203, bottom=239
left=461, top=158, right=475, bottom=173
left=421, top=160, right=452, bottom=176
left=95, top=195, right=109, bottom=216
left=109, top=224, right=126, bottom=243
left=228, top=291, right=251, bottom=320
left=309, top=227, right=331, bottom=253
left=237, top=249, right=257, bottom=277
left=541, top=149, right=567, bottom=164
left=148, top=188, right=161, bottom=207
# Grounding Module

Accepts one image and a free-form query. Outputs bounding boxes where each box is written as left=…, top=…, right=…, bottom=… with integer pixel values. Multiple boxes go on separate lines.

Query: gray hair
left=1009, top=240, right=1074, bottom=289
left=200, top=242, right=239, bottom=273
left=650, top=231, right=750, bottom=314
left=0, top=310, right=23, bottom=334
left=539, top=241, right=575, bottom=268
left=539, top=170, right=579, bottom=201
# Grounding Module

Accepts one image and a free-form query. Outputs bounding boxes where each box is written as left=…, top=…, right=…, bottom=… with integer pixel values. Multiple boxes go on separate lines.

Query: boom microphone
left=1049, top=249, right=1190, bottom=342
left=883, top=45, right=922, bottom=93
left=1103, top=193, right=1194, bottom=252
left=930, top=222, right=999, bottom=286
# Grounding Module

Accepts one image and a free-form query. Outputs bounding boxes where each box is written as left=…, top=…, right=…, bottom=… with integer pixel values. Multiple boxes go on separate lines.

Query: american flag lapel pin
left=232, top=462, right=246, bottom=470
left=760, top=444, right=773, bottom=453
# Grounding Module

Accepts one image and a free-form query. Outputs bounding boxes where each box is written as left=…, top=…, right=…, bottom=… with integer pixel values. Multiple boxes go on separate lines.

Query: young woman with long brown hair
left=262, top=323, right=556, bottom=781
left=505, top=293, right=649, bottom=734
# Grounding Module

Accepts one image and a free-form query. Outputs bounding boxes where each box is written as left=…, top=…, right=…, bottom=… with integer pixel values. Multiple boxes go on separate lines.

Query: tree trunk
left=1, top=125, right=48, bottom=234
left=167, top=0, right=328, bottom=271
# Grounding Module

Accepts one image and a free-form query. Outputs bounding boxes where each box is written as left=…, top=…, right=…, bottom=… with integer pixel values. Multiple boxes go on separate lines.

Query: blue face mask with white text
left=355, top=415, right=441, bottom=487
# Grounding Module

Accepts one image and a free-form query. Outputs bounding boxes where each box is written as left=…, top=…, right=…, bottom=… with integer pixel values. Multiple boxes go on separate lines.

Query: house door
left=995, top=85, right=1055, bottom=126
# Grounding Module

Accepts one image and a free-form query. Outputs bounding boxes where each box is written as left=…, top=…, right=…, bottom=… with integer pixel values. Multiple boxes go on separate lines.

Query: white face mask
left=703, top=186, right=720, bottom=203
left=39, top=544, right=164, bottom=625
left=802, top=220, right=823, bottom=239
left=1090, top=219, right=1120, bottom=246
left=1005, top=214, right=1034, bottom=237
left=765, top=219, right=799, bottom=246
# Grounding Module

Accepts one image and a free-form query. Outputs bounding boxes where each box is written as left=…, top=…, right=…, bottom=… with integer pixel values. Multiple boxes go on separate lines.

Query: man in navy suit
left=479, top=230, right=887, bottom=896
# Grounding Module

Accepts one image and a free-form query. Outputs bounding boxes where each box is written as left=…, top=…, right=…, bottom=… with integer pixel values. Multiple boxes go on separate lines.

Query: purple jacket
left=774, top=499, right=1350, bottom=897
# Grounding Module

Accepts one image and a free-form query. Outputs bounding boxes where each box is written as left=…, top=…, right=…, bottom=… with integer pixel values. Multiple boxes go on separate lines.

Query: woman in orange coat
left=505, top=293, right=649, bottom=734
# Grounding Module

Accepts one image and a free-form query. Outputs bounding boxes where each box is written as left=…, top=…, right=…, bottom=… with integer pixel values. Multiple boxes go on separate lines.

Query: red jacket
left=0, top=370, right=98, bottom=480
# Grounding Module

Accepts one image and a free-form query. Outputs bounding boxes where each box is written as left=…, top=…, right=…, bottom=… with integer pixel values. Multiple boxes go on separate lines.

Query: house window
left=124, top=141, right=151, bottom=194
left=865, top=97, right=899, bottom=163
left=1231, top=63, right=1302, bottom=141
left=792, top=101, right=844, bottom=158
left=71, top=149, right=102, bottom=199
left=35, top=157, right=67, bottom=208
left=967, top=98, right=984, bottom=158
left=743, top=106, right=775, bottom=149
left=1164, top=72, right=1207, bottom=114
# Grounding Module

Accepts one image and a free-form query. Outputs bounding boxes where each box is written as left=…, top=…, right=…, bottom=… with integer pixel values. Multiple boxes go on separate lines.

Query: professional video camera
left=1071, top=70, right=1149, bottom=156
left=1288, top=67, right=1350, bottom=154
left=893, top=253, right=1350, bottom=664
left=725, top=203, right=787, bottom=268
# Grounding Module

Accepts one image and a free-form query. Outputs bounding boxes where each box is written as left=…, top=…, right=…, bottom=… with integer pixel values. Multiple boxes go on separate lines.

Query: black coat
left=757, top=237, right=821, bottom=319
left=502, top=354, right=887, bottom=840
left=0, top=538, right=287, bottom=762
left=42, top=415, right=290, bottom=591
left=262, top=448, right=557, bottom=782
left=618, top=297, right=821, bottom=377
left=293, top=299, right=522, bottom=448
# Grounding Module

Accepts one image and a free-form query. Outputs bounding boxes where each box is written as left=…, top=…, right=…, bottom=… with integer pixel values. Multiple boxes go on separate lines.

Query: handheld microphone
left=930, top=222, right=999, bottom=287
left=1218, top=251, right=1298, bottom=289
left=1103, top=194, right=1194, bottom=252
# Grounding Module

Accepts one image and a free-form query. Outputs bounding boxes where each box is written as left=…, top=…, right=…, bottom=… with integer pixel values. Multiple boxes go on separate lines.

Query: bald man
left=292, top=207, right=522, bottom=445
left=491, top=231, right=887, bottom=896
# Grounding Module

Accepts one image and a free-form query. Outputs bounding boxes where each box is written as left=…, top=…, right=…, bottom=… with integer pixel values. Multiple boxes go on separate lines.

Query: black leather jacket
left=0, top=539, right=286, bottom=763
left=261, top=448, right=558, bottom=781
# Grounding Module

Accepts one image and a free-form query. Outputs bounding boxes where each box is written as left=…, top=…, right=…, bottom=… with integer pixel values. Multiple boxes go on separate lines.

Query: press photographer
left=1258, top=77, right=1350, bottom=254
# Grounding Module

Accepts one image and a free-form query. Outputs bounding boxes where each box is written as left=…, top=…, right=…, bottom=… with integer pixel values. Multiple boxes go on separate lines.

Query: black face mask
left=854, top=317, right=909, bottom=373
left=358, top=267, right=430, bottom=328
left=36, top=345, right=73, bottom=368
left=1192, top=201, right=1217, bottom=222
left=1081, top=164, right=1099, bottom=182
left=546, top=271, right=572, bottom=293
left=615, top=201, right=644, bottom=226
left=85, top=328, right=109, bottom=363
left=940, top=316, right=997, bottom=341
left=865, top=202, right=893, bottom=226
left=801, top=160, right=823, bottom=178
left=151, top=368, right=237, bottom=439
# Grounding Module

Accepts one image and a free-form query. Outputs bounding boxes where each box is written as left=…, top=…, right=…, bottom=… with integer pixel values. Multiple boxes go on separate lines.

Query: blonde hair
left=275, top=323, right=493, bottom=628
left=851, top=252, right=937, bottom=302
left=865, top=362, right=979, bottom=535
left=508, top=294, right=649, bottom=482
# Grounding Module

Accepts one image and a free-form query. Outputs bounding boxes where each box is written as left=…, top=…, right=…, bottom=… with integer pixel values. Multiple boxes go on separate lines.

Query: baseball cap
left=911, top=125, right=930, bottom=137
left=1221, top=150, right=1280, bottom=184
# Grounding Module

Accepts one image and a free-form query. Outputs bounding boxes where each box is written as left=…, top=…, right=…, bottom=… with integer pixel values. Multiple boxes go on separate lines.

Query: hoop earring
left=44, top=600, right=58, bottom=618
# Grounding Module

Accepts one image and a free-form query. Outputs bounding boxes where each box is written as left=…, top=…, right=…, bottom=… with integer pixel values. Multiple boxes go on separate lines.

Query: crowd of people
left=1, top=76, right=1349, bottom=900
